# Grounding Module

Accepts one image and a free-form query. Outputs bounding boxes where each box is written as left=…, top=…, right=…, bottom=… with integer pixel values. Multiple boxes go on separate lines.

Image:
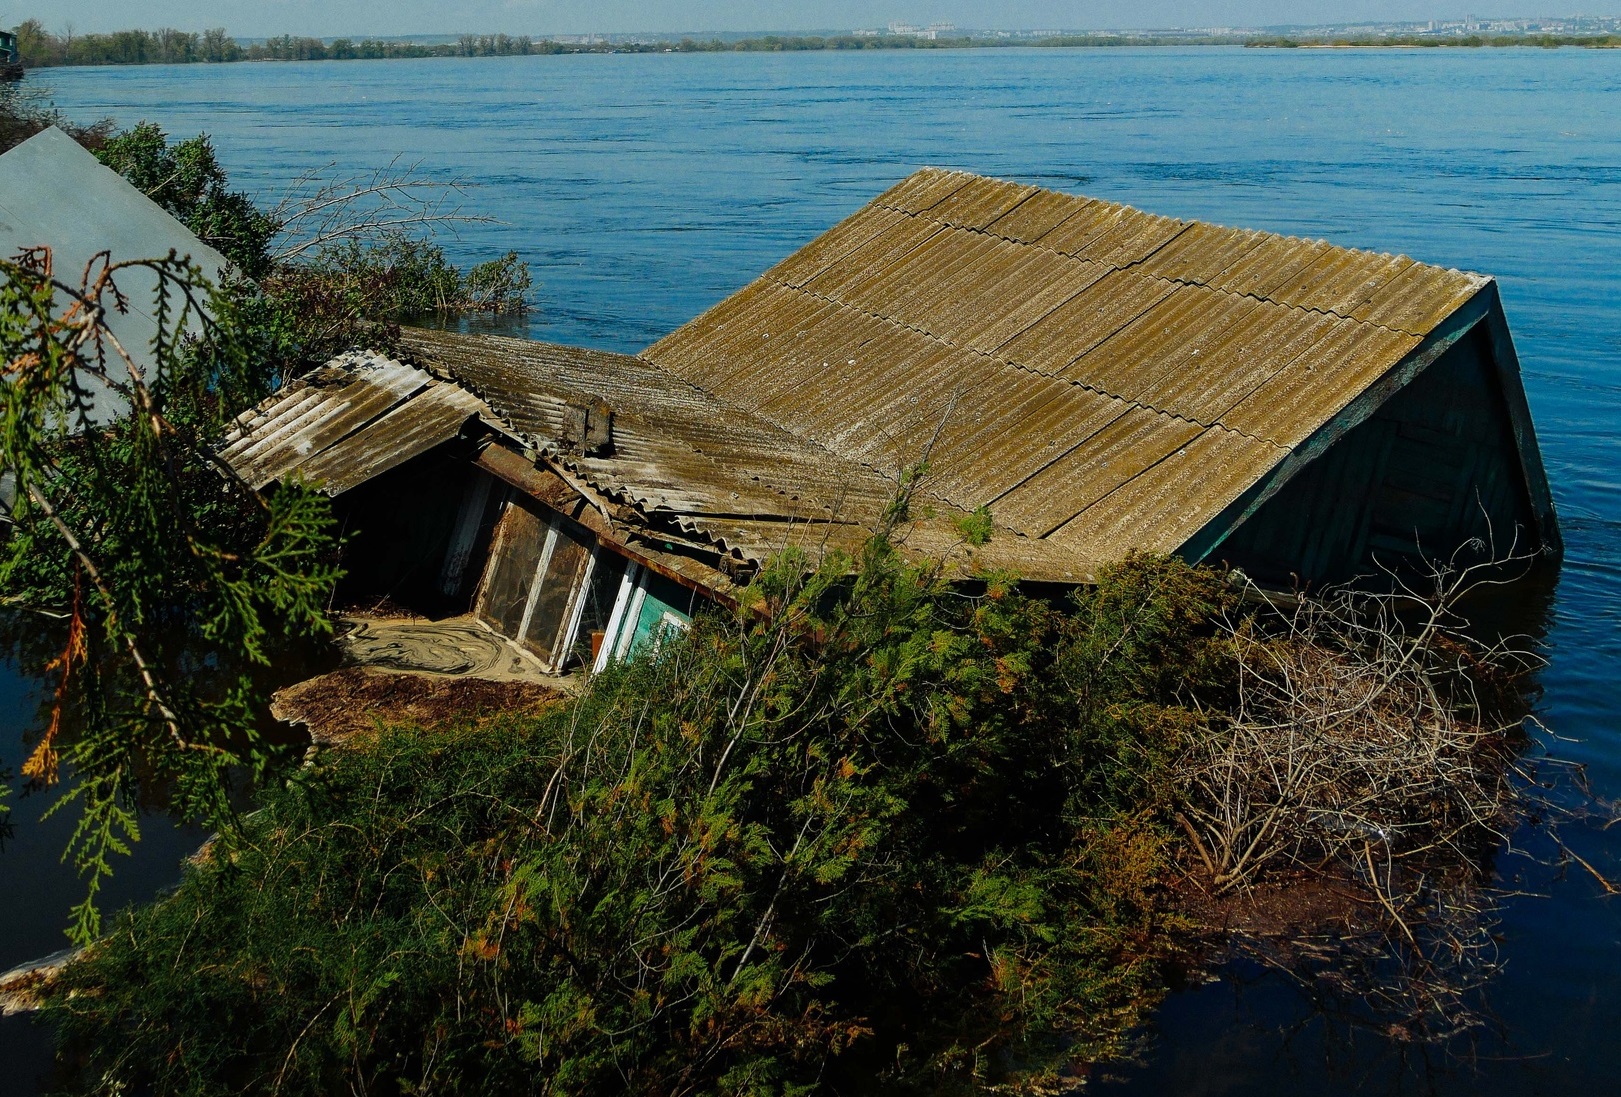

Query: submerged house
left=224, top=168, right=1558, bottom=675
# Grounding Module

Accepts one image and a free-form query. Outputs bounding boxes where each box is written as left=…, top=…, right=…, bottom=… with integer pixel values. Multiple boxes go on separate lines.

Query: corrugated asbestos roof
left=396, top=328, right=1090, bottom=578
left=221, top=351, right=488, bottom=496
left=644, top=167, right=1493, bottom=571
left=227, top=169, right=1499, bottom=587
left=225, top=334, right=1088, bottom=580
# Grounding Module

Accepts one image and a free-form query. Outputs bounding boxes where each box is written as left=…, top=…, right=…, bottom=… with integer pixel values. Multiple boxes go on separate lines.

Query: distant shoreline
left=13, top=25, right=1621, bottom=71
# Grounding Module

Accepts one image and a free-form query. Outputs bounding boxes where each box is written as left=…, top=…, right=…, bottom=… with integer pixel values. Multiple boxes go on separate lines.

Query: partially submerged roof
left=0, top=126, right=229, bottom=422
left=226, top=167, right=1553, bottom=588
left=642, top=167, right=1506, bottom=574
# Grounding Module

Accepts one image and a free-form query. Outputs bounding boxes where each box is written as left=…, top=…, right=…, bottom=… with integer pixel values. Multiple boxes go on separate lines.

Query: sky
left=13, top=1, right=1621, bottom=38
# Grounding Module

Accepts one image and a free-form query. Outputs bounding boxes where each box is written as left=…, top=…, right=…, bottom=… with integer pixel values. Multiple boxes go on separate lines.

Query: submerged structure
left=225, top=168, right=1559, bottom=675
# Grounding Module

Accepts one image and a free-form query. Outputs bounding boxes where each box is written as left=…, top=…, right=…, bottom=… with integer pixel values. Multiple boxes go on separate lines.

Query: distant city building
left=886, top=21, right=956, bottom=39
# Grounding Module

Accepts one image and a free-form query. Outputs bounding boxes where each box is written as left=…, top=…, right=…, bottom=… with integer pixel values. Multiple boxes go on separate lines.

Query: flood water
left=7, top=45, right=1621, bottom=1094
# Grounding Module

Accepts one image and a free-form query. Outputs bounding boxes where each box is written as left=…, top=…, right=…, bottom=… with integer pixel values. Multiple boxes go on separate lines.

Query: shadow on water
left=0, top=610, right=336, bottom=1095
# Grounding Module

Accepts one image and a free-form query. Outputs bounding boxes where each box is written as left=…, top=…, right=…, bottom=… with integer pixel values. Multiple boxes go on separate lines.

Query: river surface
left=6, top=46, right=1620, bottom=1094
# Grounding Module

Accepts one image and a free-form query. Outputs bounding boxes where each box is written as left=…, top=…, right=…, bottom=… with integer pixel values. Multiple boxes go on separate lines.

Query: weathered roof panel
left=993, top=409, right=1205, bottom=538
left=221, top=352, right=474, bottom=494
left=643, top=167, right=1497, bottom=571
left=925, top=176, right=1039, bottom=231
left=984, top=188, right=1102, bottom=245
left=873, top=166, right=974, bottom=214
left=1049, top=426, right=1287, bottom=558
left=1001, top=271, right=1176, bottom=379
left=762, top=204, right=909, bottom=289
left=1353, top=262, right=1489, bottom=335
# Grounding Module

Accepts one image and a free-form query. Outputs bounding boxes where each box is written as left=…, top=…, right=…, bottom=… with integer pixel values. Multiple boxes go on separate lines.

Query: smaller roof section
left=0, top=126, right=230, bottom=422
left=221, top=350, right=489, bottom=496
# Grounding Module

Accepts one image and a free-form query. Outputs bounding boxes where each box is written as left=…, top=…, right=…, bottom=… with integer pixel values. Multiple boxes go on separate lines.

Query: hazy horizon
left=11, top=2, right=1621, bottom=40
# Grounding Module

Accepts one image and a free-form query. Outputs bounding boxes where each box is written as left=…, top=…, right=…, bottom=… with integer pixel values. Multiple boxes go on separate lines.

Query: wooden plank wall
left=1214, top=325, right=1536, bottom=586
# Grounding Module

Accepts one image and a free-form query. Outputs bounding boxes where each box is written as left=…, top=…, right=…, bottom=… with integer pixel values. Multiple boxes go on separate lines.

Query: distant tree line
left=11, top=22, right=567, bottom=67
left=1244, top=32, right=1621, bottom=47
left=11, top=19, right=1621, bottom=68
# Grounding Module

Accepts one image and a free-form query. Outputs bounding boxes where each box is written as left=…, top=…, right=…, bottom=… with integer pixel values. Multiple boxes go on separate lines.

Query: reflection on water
left=0, top=611, right=333, bottom=1094
left=0, top=613, right=215, bottom=1091
left=409, top=309, right=533, bottom=340
left=18, top=45, right=1621, bottom=1095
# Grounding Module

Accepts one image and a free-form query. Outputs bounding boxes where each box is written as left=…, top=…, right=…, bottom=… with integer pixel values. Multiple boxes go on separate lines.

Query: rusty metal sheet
left=984, top=189, right=1104, bottom=245
left=760, top=204, right=911, bottom=289
left=1059, top=283, right=1260, bottom=406
left=1000, top=271, right=1177, bottom=381
left=1132, top=221, right=1269, bottom=284
left=991, top=407, right=1205, bottom=538
left=1206, top=235, right=1336, bottom=299
left=1049, top=426, right=1287, bottom=558
left=872, top=167, right=974, bottom=214
left=1352, top=263, right=1488, bottom=335
left=1218, top=322, right=1423, bottom=448
left=924, top=175, right=1039, bottom=231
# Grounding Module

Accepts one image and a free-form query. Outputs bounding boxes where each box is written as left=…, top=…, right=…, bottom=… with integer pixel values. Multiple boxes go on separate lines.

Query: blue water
left=9, top=46, right=1621, bottom=1094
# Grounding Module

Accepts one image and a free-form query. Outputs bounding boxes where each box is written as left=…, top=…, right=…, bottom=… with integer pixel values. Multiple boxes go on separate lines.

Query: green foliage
left=94, top=123, right=279, bottom=278
left=461, top=251, right=533, bottom=314
left=248, top=234, right=532, bottom=373
left=43, top=546, right=1233, bottom=1094
left=954, top=504, right=994, bottom=546
left=306, top=232, right=464, bottom=317
left=0, top=252, right=341, bottom=943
